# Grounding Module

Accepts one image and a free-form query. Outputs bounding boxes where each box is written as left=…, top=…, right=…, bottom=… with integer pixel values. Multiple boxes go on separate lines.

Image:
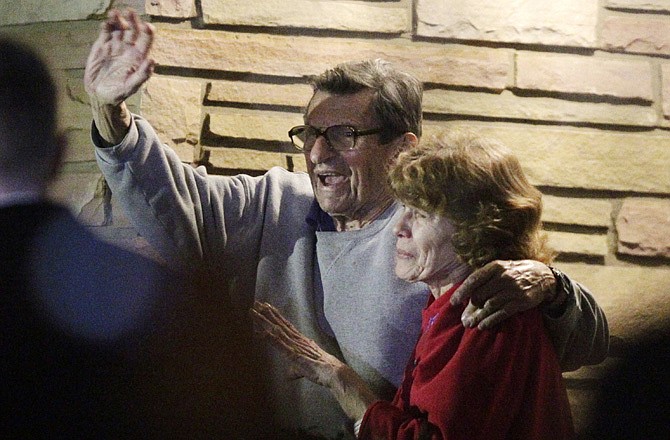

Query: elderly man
left=85, top=10, right=608, bottom=439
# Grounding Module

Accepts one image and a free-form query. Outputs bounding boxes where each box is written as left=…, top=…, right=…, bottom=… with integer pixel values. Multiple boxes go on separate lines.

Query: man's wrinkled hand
left=250, top=301, right=343, bottom=387
left=450, top=259, right=557, bottom=330
left=84, top=9, right=155, bottom=106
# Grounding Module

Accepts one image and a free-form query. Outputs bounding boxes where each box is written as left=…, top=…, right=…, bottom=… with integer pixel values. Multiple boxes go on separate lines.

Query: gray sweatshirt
left=93, top=115, right=607, bottom=439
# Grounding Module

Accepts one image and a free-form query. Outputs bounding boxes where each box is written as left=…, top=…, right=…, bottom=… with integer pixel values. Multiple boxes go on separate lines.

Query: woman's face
left=393, top=205, right=463, bottom=285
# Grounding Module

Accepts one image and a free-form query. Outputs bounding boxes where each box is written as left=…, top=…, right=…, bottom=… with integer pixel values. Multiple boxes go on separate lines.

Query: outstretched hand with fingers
left=250, top=301, right=344, bottom=388
left=84, top=9, right=155, bottom=105
left=450, top=259, right=557, bottom=330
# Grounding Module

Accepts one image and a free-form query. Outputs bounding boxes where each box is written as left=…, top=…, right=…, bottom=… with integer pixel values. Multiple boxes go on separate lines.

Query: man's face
left=304, top=90, right=398, bottom=226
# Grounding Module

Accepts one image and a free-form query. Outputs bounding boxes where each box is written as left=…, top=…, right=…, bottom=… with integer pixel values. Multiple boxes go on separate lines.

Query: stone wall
left=2, top=0, right=669, bottom=435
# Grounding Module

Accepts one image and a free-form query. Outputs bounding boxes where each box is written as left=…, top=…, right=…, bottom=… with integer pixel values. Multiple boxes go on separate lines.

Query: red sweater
left=359, top=283, right=574, bottom=440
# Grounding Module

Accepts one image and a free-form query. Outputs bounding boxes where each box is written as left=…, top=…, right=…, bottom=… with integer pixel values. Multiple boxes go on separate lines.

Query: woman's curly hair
left=389, top=130, right=555, bottom=269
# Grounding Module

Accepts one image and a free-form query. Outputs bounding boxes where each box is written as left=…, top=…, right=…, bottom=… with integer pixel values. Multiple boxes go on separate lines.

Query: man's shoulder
left=265, top=166, right=311, bottom=188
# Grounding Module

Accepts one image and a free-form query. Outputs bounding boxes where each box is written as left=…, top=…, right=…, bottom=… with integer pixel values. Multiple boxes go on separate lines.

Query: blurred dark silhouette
left=581, top=330, right=670, bottom=440
left=0, top=37, right=267, bottom=439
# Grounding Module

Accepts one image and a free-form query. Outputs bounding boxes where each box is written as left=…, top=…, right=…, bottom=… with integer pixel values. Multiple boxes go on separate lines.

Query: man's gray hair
left=309, top=59, right=423, bottom=143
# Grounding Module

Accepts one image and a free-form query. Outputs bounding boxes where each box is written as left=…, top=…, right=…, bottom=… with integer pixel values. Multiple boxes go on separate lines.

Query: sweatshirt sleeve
left=543, top=274, right=610, bottom=372
left=92, top=115, right=266, bottom=274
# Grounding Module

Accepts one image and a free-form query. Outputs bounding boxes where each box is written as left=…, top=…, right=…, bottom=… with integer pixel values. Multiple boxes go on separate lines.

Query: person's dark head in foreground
left=0, top=38, right=65, bottom=193
left=0, top=38, right=268, bottom=439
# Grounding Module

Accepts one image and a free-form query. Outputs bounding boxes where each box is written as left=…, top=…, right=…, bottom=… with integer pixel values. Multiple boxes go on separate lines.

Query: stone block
left=59, top=73, right=97, bottom=163
left=201, top=0, right=408, bottom=33
left=542, top=196, right=612, bottom=228
left=0, top=21, right=100, bottom=70
left=207, top=80, right=313, bottom=108
left=0, top=0, right=109, bottom=26
left=601, top=15, right=670, bottom=56
left=146, top=0, right=196, bottom=18
left=616, top=198, right=670, bottom=258
left=152, top=26, right=512, bottom=90
left=547, top=231, right=609, bottom=257
left=423, top=89, right=657, bottom=127
left=206, top=109, right=303, bottom=143
left=605, top=0, right=670, bottom=12
left=48, top=171, right=103, bottom=220
left=661, top=64, right=670, bottom=120
left=423, top=121, right=670, bottom=194
left=557, top=262, right=670, bottom=346
left=416, top=0, right=598, bottom=48
left=516, top=52, right=653, bottom=101
left=206, top=146, right=299, bottom=172
left=141, top=75, right=203, bottom=163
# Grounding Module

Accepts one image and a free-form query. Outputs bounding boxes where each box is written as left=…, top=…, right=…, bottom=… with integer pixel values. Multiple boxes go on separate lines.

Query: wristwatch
left=544, top=266, right=571, bottom=317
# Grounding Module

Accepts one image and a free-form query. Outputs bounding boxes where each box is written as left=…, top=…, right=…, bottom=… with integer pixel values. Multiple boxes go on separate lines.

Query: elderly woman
left=252, top=131, right=574, bottom=439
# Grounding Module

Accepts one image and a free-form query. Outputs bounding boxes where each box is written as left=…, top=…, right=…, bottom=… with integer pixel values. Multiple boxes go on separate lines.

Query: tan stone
left=60, top=74, right=97, bottom=163
left=547, top=231, right=608, bottom=257
left=0, top=0, right=109, bottom=26
left=152, top=26, right=512, bottom=90
left=0, top=21, right=100, bottom=70
left=206, top=147, right=301, bottom=172
left=616, top=198, right=670, bottom=258
left=516, top=52, right=653, bottom=101
left=601, top=15, right=670, bottom=56
left=112, top=0, right=145, bottom=12
left=423, top=121, right=670, bottom=194
left=557, top=262, right=670, bottom=346
left=207, top=109, right=303, bottom=143
left=146, top=0, right=196, bottom=18
left=563, top=357, right=621, bottom=381
left=605, top=0, right=670, bottom=12
left=141, top=75, right=203, bottom=162
left=201, top=0, right=408, bottom=33
left=48, top=171, right=103, bottom=218
left=207, top=81, right=313, bottom=108
left=423, top=89, right=657, bottom=127
left=542, top=196, right=612, bottom=228
left=661, top=64, right=670, bottom=120
left=416, top=0, right=598, bottom=47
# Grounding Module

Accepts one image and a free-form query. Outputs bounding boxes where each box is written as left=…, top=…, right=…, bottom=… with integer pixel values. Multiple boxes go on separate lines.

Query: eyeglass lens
left=292, top=125, right=356, bottom=151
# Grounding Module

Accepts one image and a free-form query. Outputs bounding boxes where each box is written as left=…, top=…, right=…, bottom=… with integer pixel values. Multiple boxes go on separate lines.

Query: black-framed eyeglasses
left=288, top=125, right=383, bottom=152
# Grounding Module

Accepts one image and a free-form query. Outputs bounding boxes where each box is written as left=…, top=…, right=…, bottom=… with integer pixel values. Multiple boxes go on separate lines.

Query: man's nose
left=308, top=135, right=336, bottom=164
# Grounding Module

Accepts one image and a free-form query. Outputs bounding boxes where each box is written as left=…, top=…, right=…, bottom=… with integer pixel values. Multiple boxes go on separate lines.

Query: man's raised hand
left=84, top=9, right=155, bottom=106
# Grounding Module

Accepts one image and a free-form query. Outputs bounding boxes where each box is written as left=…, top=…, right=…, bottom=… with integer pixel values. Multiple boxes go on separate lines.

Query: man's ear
left=392, top=132, right=418, bottom=157
left=401, top=132, right=419, bottom=152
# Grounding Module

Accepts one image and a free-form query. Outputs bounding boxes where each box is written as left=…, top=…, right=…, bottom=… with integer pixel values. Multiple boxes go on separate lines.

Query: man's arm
left=451, top=260, right=609, bottom=371
left=541, top=269, right=609, bottom=371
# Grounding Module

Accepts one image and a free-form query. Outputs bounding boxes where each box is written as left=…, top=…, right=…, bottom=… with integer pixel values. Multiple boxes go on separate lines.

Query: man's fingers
left=461, top=291, right=517, bottom=327
left=451, top=260, right=504, bottom=305
left=476, top=309, right=509, bottom=330
left=135, top=21, right=155, bottom=57
left=123, top=9, right=142, bottom=45
left=249, top=307, right=276, bottom=335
